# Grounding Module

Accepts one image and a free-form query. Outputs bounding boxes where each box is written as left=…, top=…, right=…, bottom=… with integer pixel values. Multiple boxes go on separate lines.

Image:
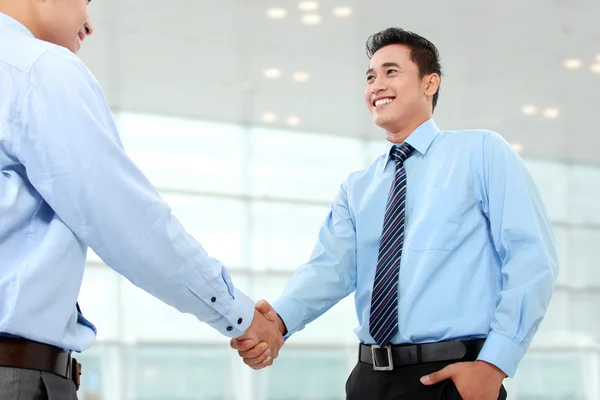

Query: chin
left=372, top=115, right=391, bottom=130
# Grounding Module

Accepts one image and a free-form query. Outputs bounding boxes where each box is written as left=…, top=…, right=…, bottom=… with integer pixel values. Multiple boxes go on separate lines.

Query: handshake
left=229, top=300, right=287, bottom=370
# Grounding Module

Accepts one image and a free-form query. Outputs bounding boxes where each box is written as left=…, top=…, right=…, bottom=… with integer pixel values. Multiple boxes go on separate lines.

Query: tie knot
left=391, top=143, right=414, bottom=165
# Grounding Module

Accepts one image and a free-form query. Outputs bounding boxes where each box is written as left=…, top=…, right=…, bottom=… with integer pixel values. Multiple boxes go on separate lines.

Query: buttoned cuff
left=477, top=331, right=525, bottom=378
left=207, top=288, right=255, bottom=338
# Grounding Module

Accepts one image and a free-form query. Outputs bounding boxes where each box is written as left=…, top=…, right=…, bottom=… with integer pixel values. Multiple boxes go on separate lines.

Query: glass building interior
left=72, top=0, right=600, bottom=398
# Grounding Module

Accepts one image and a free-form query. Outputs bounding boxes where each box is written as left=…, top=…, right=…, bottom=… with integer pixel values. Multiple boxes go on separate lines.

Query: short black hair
left=366, top=27, right=442, bottom=111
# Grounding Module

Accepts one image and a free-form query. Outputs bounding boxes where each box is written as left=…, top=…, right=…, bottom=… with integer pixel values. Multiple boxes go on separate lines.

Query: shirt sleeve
left=475, top=131, right=559, bottom=377
left=272, top=180, right=357, bottom=338
left=15, top=47, right=254, bottom=338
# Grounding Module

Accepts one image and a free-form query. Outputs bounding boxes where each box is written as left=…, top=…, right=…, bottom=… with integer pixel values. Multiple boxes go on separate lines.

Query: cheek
left=364, top=92, right=373, bottom=109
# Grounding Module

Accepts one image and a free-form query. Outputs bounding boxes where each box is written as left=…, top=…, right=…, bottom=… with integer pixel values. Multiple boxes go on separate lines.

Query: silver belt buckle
left=371, top=345, right=394, bottom=371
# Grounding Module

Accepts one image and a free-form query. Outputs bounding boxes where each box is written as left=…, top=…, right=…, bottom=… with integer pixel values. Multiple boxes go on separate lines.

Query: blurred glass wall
left=75, top=0, right=600, bottom=399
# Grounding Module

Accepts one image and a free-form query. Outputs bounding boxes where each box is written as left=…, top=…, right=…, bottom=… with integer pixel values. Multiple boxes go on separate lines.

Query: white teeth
left=374, top=98, right=393, bottom=107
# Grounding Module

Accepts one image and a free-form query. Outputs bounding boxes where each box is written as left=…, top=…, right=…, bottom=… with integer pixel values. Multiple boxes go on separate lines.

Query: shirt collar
left=383, top=118, right=440, bottom=167
left=0, top=12, right=34, bottom=38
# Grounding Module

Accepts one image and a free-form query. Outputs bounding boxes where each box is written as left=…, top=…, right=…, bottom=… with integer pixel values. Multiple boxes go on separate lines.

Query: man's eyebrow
left=366, top=62, right=402, bottom=75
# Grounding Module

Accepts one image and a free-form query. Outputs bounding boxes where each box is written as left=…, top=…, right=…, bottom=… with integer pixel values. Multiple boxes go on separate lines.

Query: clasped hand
left=230, top=300, right=285, bottom=370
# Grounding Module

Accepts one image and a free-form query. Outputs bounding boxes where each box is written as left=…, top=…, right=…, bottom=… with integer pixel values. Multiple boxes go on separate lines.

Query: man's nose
left=84, top=20, right=94, bottom=36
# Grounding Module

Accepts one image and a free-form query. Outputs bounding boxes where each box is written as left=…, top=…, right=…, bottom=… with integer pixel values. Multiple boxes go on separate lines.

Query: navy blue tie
left=369, top=143, right=414, bottom=346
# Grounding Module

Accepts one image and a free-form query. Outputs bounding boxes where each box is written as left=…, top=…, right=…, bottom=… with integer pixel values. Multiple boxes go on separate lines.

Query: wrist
left=474, top=360, right=506, bottom=380
left=276, top=314, right=288, bottom=336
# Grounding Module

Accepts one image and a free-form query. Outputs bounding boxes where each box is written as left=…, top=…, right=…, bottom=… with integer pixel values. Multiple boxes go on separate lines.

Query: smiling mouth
left=373, top=97, right=395, bottom=107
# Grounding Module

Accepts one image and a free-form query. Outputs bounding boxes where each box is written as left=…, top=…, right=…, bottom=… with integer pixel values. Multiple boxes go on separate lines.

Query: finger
left=244, top=351, right=272, bottom=368
left=255, top=299, right=277, bottom=321
left=262, top=356, right=274, bottom=368
left=420, top=364, right=455, bottom=385
left=230, top=338, right=256, bottom=352
left=239, top=343, right=269, bottom=359
left=253, top=355, right=274, bottom=370
left=250, top=357, right=272, bottom=371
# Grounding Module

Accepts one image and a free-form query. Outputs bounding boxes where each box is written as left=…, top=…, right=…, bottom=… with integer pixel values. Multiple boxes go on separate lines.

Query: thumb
left=255, top=299, right=277, bottom=321
left=420, top=364, right=454, bottom=385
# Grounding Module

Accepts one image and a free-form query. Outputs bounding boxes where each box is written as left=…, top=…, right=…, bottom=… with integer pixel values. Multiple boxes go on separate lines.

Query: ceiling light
left=266, top=8, right=287, bottom=19
left=511, top=143, right=523, bottom=153
left=591, top=64, right=600, bottom=74
left=286, top=116, right=300, bottom=126
left=292, top=71, right=310, bottom=82
left=563, top=58, right=582, bottom=70
left=261, top=113, right=276, bottom=123
left=298, top=1, right=318, bottom=11
left=521, top=105, right=537, bottom=116
left=333, top=6, right=353, bottom=17
left=596, top=54, right=600, bottom=62
left=543, top=108, right=559, bottom=119
left=301, top=14, right=322, bottom=25
left=264, top=68, right=282, bottom=79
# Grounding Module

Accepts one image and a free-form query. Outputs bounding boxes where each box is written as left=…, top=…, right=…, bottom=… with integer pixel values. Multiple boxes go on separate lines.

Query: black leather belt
left=0, top=337, right=81, bottom=390
left=359, top=339, right=485, bottom=371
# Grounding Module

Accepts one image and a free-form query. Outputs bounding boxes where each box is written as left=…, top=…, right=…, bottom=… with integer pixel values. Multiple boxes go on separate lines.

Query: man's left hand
left=420, top=360, right=506, bottom=400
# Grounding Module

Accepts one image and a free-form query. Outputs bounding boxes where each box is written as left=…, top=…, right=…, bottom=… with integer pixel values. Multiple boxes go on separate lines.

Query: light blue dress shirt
left=0, top=12, right=254, bottom=352
left=273, top=118, right=558, bottom=377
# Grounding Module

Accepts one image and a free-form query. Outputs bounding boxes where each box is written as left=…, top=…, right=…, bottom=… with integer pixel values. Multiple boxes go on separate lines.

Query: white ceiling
left=78, top=0, right=600, bottom=165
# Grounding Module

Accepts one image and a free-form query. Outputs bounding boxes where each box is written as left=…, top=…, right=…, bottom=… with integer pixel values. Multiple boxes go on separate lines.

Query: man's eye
left=366, top=75, right=375, bottom=82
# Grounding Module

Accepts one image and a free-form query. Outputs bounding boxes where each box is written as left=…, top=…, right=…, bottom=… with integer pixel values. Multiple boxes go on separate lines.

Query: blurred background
left=74, top=0, right=599, bottom=399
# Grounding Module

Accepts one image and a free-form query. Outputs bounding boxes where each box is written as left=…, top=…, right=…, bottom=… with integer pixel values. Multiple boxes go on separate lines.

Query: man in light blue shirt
left=0, top=1, right=282, bottom=398
left=233, top=27, right=558, bottom=400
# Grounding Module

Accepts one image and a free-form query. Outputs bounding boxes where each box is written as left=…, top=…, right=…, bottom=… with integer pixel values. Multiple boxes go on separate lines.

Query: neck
left=385, top=113, right=432, bottom=144
left=0, top=1, right=38, bottom=37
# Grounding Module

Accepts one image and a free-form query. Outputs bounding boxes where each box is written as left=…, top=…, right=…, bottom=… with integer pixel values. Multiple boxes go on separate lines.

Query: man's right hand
left=230, top=300, right=287, bottom=370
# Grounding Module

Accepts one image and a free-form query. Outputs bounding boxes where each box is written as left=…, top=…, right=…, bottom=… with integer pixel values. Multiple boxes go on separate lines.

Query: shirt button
left=211, top=297, right=216, bottom=303
left=237, top=318, right=243, bottom=325
left=226, top=326, right=233, bottom=332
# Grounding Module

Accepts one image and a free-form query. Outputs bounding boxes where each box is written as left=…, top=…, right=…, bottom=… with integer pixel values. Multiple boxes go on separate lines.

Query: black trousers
left=0, top=367, right=78, bottom=400
left=346, top=361, right=507, bottom=400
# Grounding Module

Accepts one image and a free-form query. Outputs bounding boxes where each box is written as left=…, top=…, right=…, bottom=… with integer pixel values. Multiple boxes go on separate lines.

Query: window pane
left=569, top=164, right=600, bottom=225
left=124, top=346, right=236, bottom=400
left=537, top=289, right=570, bottom=333
left=514, top=351, right=591, bottom=399
left=569, top=227, right=600, bottom=288
left=367, top=139, right=388, bottom=166
left=525, top=160, right=569, bottom=223
left=250, top=201, right=330, bottom=270
left=552, top=225, right=569, bottom=286
left=162, top=193, right=246, bottom=267
left=571, top=291, right=600, bottom=339
left=75, top=346, right=105, bottom=400
left=76, top=345, right=122, bottom=400
left=118, top=112, right=245, bottom=194
left=249, top=128, right=363, bottom=201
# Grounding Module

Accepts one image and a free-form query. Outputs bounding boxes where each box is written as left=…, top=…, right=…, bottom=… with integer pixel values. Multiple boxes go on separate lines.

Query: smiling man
left=232, top=27, right=558, bottom=400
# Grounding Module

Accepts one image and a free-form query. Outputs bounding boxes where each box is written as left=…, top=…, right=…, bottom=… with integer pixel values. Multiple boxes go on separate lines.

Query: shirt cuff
left=272, top=296, right=306, bottom=340
left=207, top=287, right=255, bottom=338
left=476, top=331, right=525, bottom=378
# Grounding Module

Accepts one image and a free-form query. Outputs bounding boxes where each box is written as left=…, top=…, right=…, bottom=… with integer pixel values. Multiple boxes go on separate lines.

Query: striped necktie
left=369, top=143, right=414, bottom=346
